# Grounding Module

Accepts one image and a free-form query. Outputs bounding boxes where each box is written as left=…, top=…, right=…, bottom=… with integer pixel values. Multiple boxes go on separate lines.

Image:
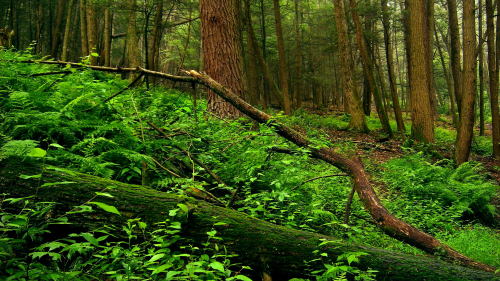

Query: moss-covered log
left=0, top=159, right=497, bottom=281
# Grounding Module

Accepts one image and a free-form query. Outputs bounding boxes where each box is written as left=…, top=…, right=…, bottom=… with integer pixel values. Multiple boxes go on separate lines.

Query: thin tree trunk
left=86, top=1, right=97, bottom=65
left=245, top=0, right=260, bottom=106
left=479, top=0, right=485, bottom=136
left=294, top=0, right=302, bottom=109
left=80, top=0, right=88, bottom=57
left=104, top=5, right=111, bottom=67
left=435, top=26, right=458, bottom=127
left=486, top=0, right=500, bottom=159
left=427, top=0, right=438, bottom=118
left=61, top=0, right=75, bottom=62
left=126, top=0, right=140, bottom=81
left=349, top=0, right=393, bottom=137
left=455, top=0, right=477, bottom=165
left=273, top=0, right=291, bottom=115
left=35, top=0, right=43, bottom=55
left=333, top=0, right=369, bottom=132
left=382, top=0, right=405, bottom=135
left=447, top=0, right=463, bottom=115
left=148, top=1, right=163, bottom=84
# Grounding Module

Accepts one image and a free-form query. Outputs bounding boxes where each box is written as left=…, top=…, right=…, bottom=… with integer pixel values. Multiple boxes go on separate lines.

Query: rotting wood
left=5, top=59, right=498, bottom=272
left=0, top=159, right=497, bottom=280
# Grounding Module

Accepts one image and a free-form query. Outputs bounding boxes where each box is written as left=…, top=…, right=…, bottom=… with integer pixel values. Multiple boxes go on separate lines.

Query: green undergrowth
left=1, top=48, right=499, bottom=279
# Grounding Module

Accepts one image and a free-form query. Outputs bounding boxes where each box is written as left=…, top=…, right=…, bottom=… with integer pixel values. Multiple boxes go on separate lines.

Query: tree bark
left=486, top=0, right=500, bottom=160
left=294, top=0, right=302, bottom=109
left=479, top=0, right=485, bottom=136
left=245, top=0, right=260, bottom=106
left=454, top=0, right=477, bottom=165
left=382, top=0, right=405, bottom=135
left=104, top=5, right=111, bottom=68
left=427, top=0, right=438, bottom=118
left=86, top=1, right=97, bottom=66
left=126, top=0, right=140, bottom=80
left=61, top=0, right=75, bottom=62
left=349, top=0, right=393, bottom=137
left=273, top=0, right=292, bottom=115
left=200, top=0, right=248, bottom=117
left=148, top=0, right=163, bottom=84
left=80, top=0, right=88, bottom=58
left=333, top=0, right=369, bottom=133
left=0, top=159, right=497, bottom=280
left=447, top=0, right=463, bottom=115
left=50, top=0, right=65, bottom=59
left=408, top=0, right=435, bottom=143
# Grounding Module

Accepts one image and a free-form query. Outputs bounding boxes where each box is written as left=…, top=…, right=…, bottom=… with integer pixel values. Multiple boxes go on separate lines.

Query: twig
left=151, top=158, right=181, bottom=178
left=30, top=70, right=71, bottom=77
left=131, top=93, right=145, bottom=143
left=226, top=187, right=240, bottom=208
left=42, top=72, right=70, bottom=92
left=291, top=174, right=349, bottom=191
left=343, top=187, right=356, bottom=225
left=147, top=121, right=229, bottom=188
left=198, top=188, right=225, bottom=205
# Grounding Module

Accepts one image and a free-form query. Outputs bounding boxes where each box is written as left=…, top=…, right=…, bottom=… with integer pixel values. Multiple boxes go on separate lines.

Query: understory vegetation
left=1, top=50, right=500, bottom=280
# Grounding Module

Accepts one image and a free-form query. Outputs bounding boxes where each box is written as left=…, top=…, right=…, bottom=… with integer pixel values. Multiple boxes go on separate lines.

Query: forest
left=1, top=0, right=500, bottom=280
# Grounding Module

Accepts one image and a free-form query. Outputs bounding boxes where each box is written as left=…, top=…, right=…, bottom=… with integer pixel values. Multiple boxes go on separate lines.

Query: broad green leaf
left=20, top=174, right=41, bottom=179
left=49, top=143, right=64, bottom=149
left=177, top=203, right=188, bottom=214
left=347, top=254, right=356, bottom=265
left=233, top=275, right=253, bottom=281
left=28, top=148, right=46, bottom=157
left=95, top=192, right=114, bottom=198
left=81, top=233, right=99, bottom=246
left=209, top=261, right=225, bottom=273
left=89, top=202, right=121, bottom=216
left=148, top=253, right=165, bottom=263
left=151, top=263, right=172, bottom=275
left=31, top=252, right=48, bottom=259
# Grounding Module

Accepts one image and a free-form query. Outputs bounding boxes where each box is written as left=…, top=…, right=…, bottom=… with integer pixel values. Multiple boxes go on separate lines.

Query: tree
left=332, top=0, right=369, bottom=133
left=80, top=0, right=89, bottom=58
left=273, top=0, right=292, bottom=115
left=486, top=0, right=500, bottom=160
left=61, top=0, right=75, bottom=62
left=408, top=0, right=434, bottom=143
left=447, top=0, right=463, bottom=115
left=349, top=0, right=393, bottom=137
left=126, top=0, right=140, bottom=79
left=200, top=0, right=247, bottom=117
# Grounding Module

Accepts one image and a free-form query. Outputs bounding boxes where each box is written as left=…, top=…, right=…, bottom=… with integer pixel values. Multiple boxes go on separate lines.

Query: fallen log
left=5, top=59, right=497, bottom=272
left=0, top=159, right=497, bottom=281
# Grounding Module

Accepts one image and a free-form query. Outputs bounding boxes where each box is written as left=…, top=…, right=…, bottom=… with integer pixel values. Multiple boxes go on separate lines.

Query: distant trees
left=2, top=0, right=500, bottom=164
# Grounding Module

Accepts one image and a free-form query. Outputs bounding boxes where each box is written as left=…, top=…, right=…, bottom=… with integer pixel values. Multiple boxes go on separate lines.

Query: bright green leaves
left=88, top=202, right=121, bottom=216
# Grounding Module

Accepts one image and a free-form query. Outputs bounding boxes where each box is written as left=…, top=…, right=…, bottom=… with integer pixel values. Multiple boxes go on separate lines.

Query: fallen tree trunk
left=5, top=59, right=498, bottom=272
left=0, top=159, right=497, bottom=281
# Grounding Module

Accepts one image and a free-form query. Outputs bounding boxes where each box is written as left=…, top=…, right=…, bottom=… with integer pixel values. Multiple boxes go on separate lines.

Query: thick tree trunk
left=50, top=0, right=65, bottom=59
left=273, top=0, right=292, bottom=115
left=148, top=1, right=163, bottom=84
left=61, top=0, right=75, bottom=62
left=333, top=0, right=369, bottom=132
left=0, top=159, right=497, bottom=280
left=86, top=1, right=97, bottom=66
left=200, top=0, right=247, bottom=117
left=454, top=0, right=477, bottom=165
left=349, top=0, right=393, bottom=137
left=408, top=0, right=435, bottom=143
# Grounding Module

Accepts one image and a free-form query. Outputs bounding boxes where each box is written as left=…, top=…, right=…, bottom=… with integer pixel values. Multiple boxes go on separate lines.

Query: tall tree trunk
left=80, top=0, right=88, bottom=57
left=245, top=0, right=259, bottom=106
left=35, top=0, right=43, bottom=55
left=333, top=0, right=369, bottom=133
left=454, top=0, right=477, bottom=165
left=447, top=0, right=463, bottom=115
left=104, top=5, right=111, bottom=68
left=349, top=0, right=393, bottom=137
left=382, top=0, right=405, bottom=135
left=479, top=0, right=485, bottom=136
left=408, top=0, right=435, bottom=143
left=201, top=0, right=248, bottom=117
left=486, top=0, right=500, bottom=159
left=435, top=26, right=458, bottom=127
left=61, top=0, right=75, bottom=62
left=273, top=0, right=292, bottom=115
left=427, top=0, right=438, bottom=118
left=294, top=0, right=302, bottom=109
left=86, top=1, right=97, bottom=65
left=50, top=0, right=65, bottom=59
left=148, top=1, right=163, bottom=84
left=126, top=0, right=140, bottom=80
